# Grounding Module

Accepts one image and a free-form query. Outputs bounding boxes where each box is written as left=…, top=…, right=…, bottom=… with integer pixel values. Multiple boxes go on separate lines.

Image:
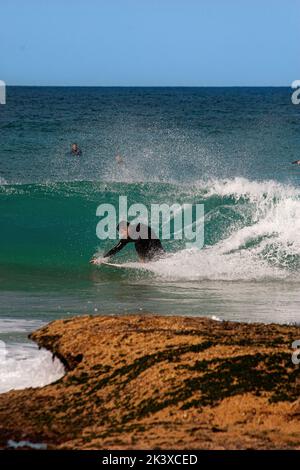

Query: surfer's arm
left=103, top=239, right=128, bottom=259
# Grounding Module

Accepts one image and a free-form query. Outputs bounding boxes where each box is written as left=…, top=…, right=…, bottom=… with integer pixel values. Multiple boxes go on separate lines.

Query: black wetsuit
left=103, top=223, right=165, bottom=262
left=71, top=148, right=82, bottom=156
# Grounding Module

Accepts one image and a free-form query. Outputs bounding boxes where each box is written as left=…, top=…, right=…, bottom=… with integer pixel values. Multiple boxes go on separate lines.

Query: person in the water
left=70, top=143, right=82, bottom=156
left=91, top=221, right=165, bottom=264
left=292, top=160, right=300, bottom=165
left=115, top=154, right=124, bottom=165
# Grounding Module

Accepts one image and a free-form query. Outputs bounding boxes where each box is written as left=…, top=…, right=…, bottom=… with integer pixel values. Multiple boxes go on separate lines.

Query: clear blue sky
left=1, top=0, right=299, bottom=86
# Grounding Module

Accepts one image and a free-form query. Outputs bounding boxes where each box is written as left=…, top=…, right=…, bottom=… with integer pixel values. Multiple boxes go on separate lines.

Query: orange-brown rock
left=0, top=314, right=300, bottom=449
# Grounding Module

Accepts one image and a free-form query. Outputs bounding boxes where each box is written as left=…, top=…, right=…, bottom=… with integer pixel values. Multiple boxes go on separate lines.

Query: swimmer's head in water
left=117, top=220, right=130, bottom=239
left=71, top=143, right=78, bottom=151
left=115, top=155, right=124, bottom=164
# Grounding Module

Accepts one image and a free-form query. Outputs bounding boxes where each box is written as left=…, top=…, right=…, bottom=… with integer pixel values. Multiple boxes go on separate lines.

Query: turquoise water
left=0, top=87, right=300, bottom=390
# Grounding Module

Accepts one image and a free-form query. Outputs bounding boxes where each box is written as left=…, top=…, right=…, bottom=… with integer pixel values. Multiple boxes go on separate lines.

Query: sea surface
left=1, top=86, right=300, bottom=391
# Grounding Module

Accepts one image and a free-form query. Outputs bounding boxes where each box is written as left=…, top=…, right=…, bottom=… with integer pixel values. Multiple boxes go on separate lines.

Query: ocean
left=1, top=86, right=300, bottom=391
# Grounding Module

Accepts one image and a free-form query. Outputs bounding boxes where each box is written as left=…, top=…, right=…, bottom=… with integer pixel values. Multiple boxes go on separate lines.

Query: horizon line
left=5, top=84, right=292, bottom=88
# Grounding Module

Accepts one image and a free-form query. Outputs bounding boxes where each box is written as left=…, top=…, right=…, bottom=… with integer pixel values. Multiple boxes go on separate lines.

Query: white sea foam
left=127, top=247, right=286, bottom=281
left=7, top=440, right=47, bottom=450
left=211, top=315, right=222, bottom=322
left=199, top=177, right=298, bottom=201
left=0, top=342, right=64, bottom=394
left=0, top=318, right=64, bottom=394
left=0, top=318, right=44, bottom=333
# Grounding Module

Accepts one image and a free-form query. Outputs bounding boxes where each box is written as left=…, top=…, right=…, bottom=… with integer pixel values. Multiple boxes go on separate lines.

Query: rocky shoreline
left=0, top=314, right=300, bottom=449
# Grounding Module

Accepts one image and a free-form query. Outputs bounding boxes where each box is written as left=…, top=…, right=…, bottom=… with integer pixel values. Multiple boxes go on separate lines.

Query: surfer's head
left=71, top=143, right=81, bottom=155
left=117, top=220, right=130, bottom=239
left=115, top=155, right=123, bottom=164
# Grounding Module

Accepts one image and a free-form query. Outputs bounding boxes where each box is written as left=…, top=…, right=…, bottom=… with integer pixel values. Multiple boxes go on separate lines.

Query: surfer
left=70, top=143, right=82, bottom=156
left=292, top=160, right=300, bottom=165
left=91, top=221, right=165, bottom=264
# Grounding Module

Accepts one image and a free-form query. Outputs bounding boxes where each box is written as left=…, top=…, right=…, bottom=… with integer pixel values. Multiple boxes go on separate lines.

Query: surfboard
left=101, top=261, right=136, bottom=270
left=100, top=261, right=152, bottom=272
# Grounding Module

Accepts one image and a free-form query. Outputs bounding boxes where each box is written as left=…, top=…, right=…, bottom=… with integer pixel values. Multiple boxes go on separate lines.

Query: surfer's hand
left=90, top=257, right=104, bottom=265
